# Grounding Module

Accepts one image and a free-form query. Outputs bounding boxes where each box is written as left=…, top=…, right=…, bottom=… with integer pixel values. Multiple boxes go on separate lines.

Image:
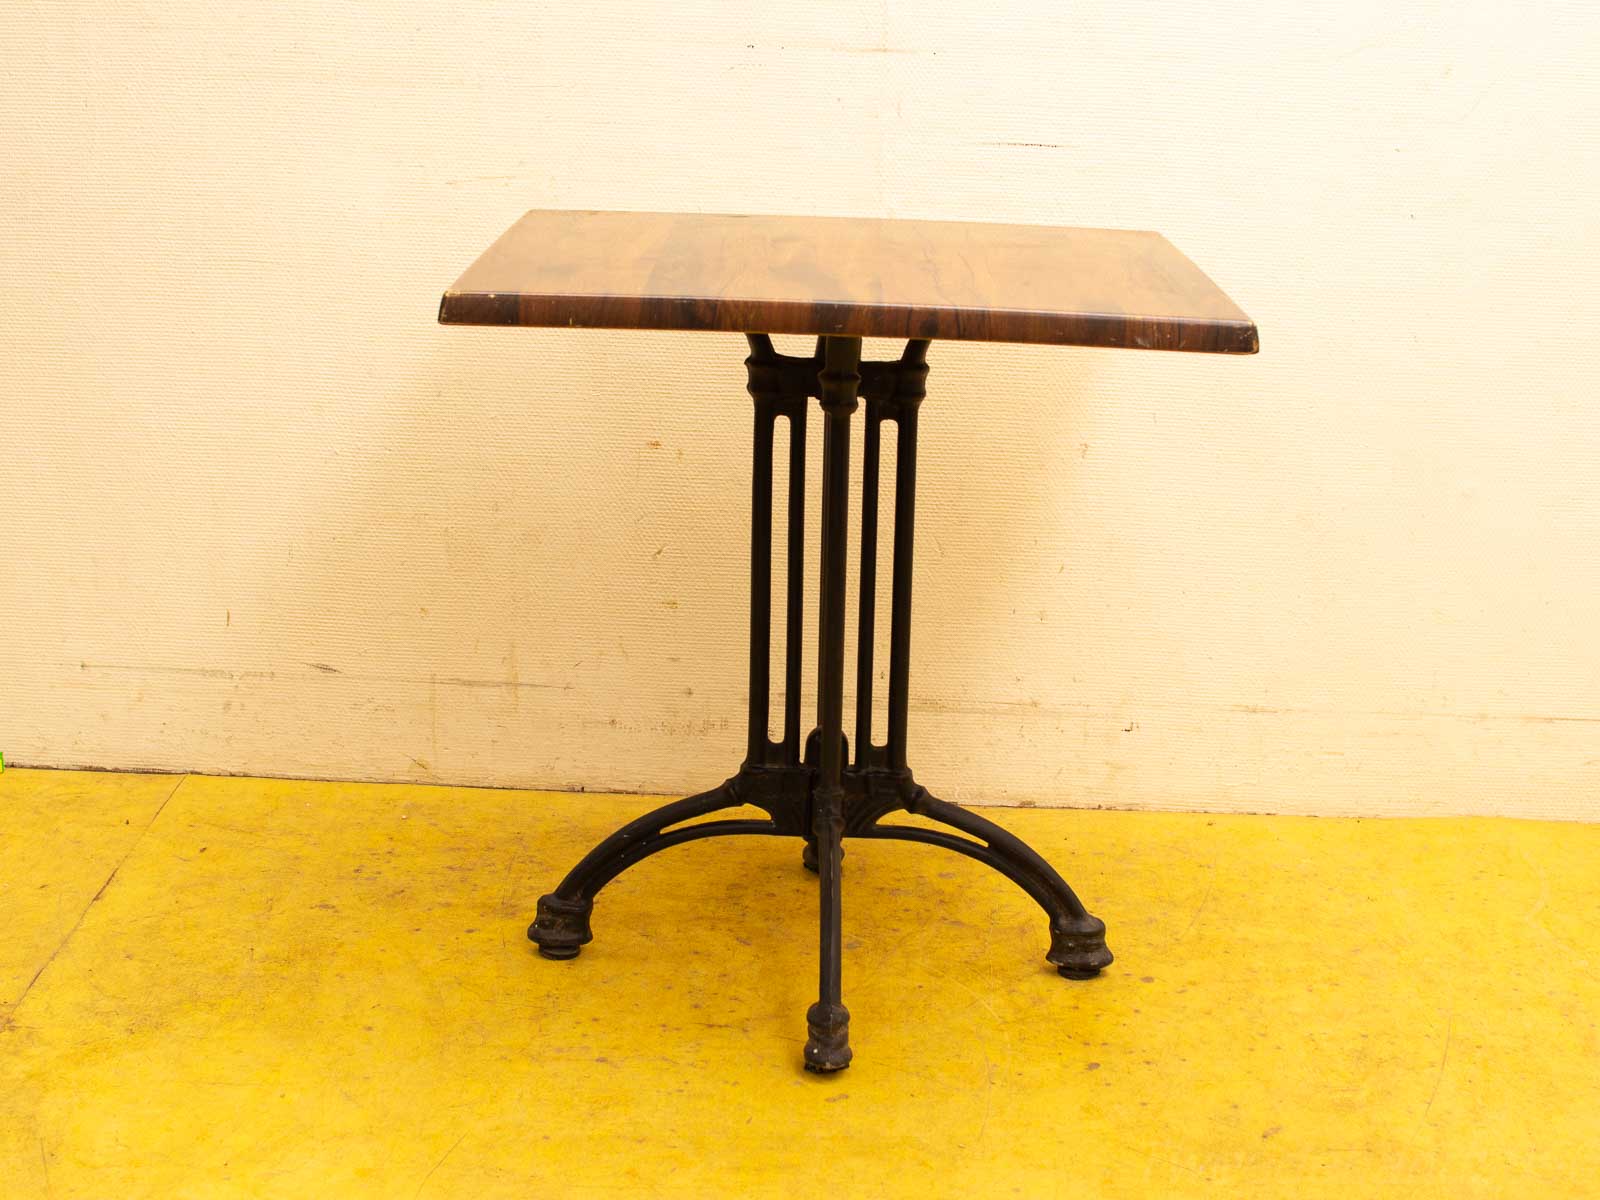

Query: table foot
left=803, top=1001, right=852, bottom=1073
left=1048, top=915, right=1113, bottom=979
left=529, top=894, right=593, bottom=959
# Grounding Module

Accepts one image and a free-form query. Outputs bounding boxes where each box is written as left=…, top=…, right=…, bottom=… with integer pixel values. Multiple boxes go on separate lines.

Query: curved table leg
left=860, top=787, right=1113, bottom=978
left=528, top=780, right=775, bottom=959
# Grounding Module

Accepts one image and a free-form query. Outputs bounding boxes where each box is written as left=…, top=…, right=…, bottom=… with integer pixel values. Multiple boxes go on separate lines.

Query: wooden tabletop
left=439, top=210, right=1257, bottom=353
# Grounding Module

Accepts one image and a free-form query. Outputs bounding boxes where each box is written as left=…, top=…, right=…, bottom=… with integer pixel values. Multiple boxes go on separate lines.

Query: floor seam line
left=7, top=773, right=190, bottom=1018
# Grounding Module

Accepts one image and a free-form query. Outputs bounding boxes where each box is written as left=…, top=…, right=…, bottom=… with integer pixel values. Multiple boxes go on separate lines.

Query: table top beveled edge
left=437, top=291, right=1259, bottom=354
left=437, top=209, right=1259, bottom=354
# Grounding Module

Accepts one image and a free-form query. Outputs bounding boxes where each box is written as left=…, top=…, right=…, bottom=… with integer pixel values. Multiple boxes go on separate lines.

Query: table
left=439, top=210, right=1257, bottom=1072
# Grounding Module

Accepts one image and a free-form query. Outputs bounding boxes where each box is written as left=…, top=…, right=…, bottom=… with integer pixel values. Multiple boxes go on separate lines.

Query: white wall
left=3, top=2, right=1597, bottom=818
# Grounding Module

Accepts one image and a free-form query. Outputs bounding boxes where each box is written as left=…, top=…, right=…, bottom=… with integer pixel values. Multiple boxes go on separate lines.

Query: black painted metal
left=782, top=357, right=808, bottom=763
left=885, top=340, right=927, bottom=771
left=806, top=335, right=861, bottom=1072
left=527, top=335, right=1112, bottom=1071
left=747, top=347, right=775, bottom=768
left=855, top=391, right=881, bottom=768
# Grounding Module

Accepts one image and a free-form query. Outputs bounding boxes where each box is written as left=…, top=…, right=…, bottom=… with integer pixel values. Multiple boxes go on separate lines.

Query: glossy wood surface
left=439, top=210, right=1258, bottom=353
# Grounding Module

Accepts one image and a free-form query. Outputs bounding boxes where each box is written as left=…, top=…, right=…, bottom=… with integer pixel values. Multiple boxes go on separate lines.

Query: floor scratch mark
left=1425, top=1014, right=1454, bottom=1118
left=412, top=1133, right=465, bottom=1199
left=499, top=839, right=527, bottom=916
left=1115, top=1141, right=1201, bottom=1178
left=8, top=775, right=188, bottom=1016
left=1177, top=866, right=1214, bottom=942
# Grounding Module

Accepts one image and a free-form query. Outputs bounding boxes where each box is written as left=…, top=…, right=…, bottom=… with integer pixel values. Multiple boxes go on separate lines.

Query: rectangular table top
left=439, top=210, right=1257, bottom=353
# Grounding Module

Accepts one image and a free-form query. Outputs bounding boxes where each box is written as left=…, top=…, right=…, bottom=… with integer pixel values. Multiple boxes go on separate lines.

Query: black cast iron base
left=527, top=335, right=1111, bottom=1072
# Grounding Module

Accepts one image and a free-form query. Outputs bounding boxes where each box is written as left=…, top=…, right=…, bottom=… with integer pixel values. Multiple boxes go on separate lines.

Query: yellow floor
left=1, top=769, right=1597, bottom=1197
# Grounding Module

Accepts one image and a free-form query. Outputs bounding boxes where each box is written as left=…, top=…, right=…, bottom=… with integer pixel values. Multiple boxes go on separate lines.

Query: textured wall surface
left=3, top=2, right=1597, bottom=817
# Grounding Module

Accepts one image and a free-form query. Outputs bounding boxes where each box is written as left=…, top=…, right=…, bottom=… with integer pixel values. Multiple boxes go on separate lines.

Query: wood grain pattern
left=439, top=210, right=1258, bottom=353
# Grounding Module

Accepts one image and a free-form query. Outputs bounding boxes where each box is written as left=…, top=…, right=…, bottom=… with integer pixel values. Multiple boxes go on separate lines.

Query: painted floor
left=1, top=768, right=1596, bottom=1198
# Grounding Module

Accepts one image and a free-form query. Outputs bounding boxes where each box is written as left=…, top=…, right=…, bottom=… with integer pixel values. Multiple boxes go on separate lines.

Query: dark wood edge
left=437, top=292, right=1259, bottom=354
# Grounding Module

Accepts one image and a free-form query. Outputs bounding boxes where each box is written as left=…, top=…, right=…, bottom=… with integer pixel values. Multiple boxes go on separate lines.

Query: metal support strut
left=527, top=334, right=1112, bottom=1072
